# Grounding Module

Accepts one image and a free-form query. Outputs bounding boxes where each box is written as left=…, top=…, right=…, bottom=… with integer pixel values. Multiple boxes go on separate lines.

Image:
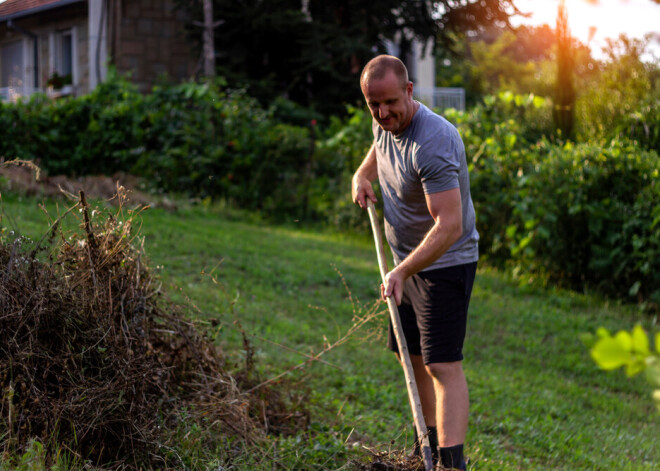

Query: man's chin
left=378, top=121, right=398, bottom=133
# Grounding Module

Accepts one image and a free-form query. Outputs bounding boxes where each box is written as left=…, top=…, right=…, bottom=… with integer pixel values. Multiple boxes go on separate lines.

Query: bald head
left=360, top=55, right=409, bottom=92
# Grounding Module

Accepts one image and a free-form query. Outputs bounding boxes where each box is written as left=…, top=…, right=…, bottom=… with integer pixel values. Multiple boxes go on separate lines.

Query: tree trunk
left=554, top=0, right=575, bottom=139
left=203, top=0, right=215, bottom=78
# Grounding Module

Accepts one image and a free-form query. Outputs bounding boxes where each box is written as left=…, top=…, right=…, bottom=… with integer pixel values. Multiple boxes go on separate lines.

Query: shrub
left=505, top=139, right=660, bottom=307
left=575, top=35, right=660, bottom=152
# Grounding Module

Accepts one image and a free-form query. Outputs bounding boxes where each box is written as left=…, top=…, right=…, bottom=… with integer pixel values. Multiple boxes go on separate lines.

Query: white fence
left=0, top=86, right=38, bottom=102
left=415, top=87, right=465, bottom=112
left=0, top=85, right=75, bottom=102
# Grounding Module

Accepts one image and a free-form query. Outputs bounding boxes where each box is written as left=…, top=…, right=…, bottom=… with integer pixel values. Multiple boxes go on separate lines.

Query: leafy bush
left=504, top=139, right=660, bottom=306
left=444, top=92, right=553, bottom=263
left=312, top=106, right=373, bottom=230
left=575, top=35, right=660, bottom=152
left=0, top=73, right=317, bottom=218
left=0, top=71, right=145, bottom=176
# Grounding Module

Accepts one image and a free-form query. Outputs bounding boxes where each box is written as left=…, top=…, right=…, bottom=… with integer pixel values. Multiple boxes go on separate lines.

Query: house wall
left=112, top=0, right=196, bottom=92
left=0, top=3, right=88, bottom=96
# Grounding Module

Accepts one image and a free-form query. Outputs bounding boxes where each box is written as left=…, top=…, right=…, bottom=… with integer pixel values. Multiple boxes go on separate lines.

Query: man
left=352, top=55, right=478, bottom=471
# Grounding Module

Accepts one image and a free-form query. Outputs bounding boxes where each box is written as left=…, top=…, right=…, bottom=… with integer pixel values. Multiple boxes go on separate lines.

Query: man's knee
left=425, top=361, right=463, bottom=383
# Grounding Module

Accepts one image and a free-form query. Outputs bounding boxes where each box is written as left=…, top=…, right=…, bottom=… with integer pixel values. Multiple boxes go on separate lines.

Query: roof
left=0, top=0, right=85, bottom=22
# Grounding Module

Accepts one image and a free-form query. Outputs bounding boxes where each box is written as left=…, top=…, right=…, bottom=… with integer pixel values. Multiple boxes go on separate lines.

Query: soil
left=0, top=162, right=176, bottom=210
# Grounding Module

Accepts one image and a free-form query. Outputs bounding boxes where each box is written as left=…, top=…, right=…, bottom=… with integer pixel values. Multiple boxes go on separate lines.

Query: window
left=49, top=28, right=77, bottom=89
left=1, top=40, right=24, bottom=88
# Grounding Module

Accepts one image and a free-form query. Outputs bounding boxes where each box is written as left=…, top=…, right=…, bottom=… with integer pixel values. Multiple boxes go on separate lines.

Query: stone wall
left=113, top=0, right=196, bottom=92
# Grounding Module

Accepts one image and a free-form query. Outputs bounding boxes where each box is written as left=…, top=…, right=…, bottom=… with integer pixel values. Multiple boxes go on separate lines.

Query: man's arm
left=352, top=143, right=379, bottom=209
left=383, top=187, right=463, bottom=305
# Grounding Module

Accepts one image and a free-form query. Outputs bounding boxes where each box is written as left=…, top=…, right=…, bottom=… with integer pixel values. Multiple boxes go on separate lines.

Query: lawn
left=1, top=193, right=658, bottom=470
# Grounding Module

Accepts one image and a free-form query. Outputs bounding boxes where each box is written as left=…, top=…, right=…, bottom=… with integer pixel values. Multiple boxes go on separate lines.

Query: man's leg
left=410, top=353, right=436, bottom=426
left=402, top=353, right=439, bottom=464
left=427, top=360, right=468, bottom=469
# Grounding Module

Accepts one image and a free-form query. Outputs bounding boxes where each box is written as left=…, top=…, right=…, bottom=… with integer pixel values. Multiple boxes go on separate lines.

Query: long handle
left=366, top=200, right=434, bottom=471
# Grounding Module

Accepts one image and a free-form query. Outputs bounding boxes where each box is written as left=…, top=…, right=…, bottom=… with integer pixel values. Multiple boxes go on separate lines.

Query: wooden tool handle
left=366, top=200, right=434, bottom=471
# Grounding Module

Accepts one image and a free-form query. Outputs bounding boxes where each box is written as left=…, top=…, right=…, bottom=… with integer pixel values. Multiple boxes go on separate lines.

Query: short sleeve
left=415, top=133, right=462, bottom=194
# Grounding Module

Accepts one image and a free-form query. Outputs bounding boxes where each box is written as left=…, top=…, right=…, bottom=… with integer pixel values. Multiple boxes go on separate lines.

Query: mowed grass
left=2, top=193, right=658, bottom=470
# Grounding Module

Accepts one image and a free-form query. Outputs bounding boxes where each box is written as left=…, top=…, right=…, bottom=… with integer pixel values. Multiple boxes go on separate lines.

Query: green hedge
left=323, top=95, right=660, bottom=307
left=504, top=139, right=659, bottom=306
left=0, top=73, right=316, bottom=217
left=2, top=83, right=658, bottom=307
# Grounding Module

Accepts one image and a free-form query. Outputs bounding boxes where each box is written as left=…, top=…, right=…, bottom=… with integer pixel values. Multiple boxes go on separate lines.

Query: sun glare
left=514, top=0, right=660, bottom=52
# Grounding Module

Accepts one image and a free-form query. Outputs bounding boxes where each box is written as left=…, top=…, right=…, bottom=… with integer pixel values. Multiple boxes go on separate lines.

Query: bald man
left=352, top=55, right=478, bottom=471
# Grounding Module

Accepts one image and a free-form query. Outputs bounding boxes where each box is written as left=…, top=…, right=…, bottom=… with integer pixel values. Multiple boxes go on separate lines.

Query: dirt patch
left=0, top=161, right=176, bottom=210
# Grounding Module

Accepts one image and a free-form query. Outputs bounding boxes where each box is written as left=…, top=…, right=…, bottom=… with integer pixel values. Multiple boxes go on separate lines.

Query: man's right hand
left=352, top=174, right=377, bottom=210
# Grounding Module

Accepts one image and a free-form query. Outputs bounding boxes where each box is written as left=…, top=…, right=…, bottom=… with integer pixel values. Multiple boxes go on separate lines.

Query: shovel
left=366, top=200, right=434, bottom=471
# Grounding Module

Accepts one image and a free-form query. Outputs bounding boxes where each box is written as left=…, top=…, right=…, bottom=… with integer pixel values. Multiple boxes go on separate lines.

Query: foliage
left=503, top=139, right=660, bottom=307
left=587, top=325, right=660, bottom=413
left=454, top=30, right=542, bottom=98
left=313, top=105, right=374, bottom=231
left=0, top=73, right=319, bottom=218
left=575, top=34, right=660, bottom=152
left=0, top=70, right=145, bottom=176
left=297, top=91, right=660, bottom=309
left=175, top=0, right=523, bottom=115
left=435, top=24, right=597, bottom=107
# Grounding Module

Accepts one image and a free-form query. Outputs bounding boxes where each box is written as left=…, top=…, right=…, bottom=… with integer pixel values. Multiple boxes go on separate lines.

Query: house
left=386, top=37, right=465, bottom=111
left=0, top=0, right=197, bottom=101
left=0, top=0, right=463, bottom=110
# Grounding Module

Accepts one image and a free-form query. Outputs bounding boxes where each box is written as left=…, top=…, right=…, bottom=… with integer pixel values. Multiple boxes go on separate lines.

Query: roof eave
left=0, top=0, right=87, bottom=24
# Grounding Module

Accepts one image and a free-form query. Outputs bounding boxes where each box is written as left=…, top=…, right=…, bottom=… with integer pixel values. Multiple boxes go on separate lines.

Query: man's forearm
left=395, top=219, right=462, bottom=279
left=355, top=143, right=378, bottom=181
left=352, top=143, right=379, bottom=208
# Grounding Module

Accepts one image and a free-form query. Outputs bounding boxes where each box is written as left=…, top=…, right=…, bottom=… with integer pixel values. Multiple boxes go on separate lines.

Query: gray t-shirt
left=373, top=102, right=479, bottom=270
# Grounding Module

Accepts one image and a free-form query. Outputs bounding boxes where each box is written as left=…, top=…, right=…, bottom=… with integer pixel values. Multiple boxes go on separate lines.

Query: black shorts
left=387, top=262, right=477, bottom=365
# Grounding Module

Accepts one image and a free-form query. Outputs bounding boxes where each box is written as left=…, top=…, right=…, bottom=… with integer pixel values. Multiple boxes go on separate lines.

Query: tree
left=176, top=0, right=523, bottom=116
left=553, top=0, right=575, bottom=139
left=203, top=0, right=215, bottom=79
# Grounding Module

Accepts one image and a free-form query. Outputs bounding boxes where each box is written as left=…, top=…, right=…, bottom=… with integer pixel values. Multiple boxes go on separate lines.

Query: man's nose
left=379, top=105, right=389, bottom=118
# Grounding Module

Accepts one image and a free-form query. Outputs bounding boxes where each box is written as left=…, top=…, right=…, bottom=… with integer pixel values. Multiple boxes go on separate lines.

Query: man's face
left=362, top=70, right=414, bottom=135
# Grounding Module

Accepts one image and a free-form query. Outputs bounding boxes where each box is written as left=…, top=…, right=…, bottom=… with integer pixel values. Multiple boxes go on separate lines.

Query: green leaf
left=596, top=327, right=611, bottom=339
left=631, top=325, right=650, bottom=356
left=614, top=330, right=633, bottom=351
left=652, top=389, right=660, bottom=413
left=505, top=224, right=517, bottom=239
left=628, top=281, right=641, bottom=296
left=646, top=357, right=660, bottom=387
left=590, top=336, right=631, bottom=370
left=624, top=359, right=645, bottom=377
left=656, top=332, right=660, bottom=354
left=532, top=95, right=546, bottom=109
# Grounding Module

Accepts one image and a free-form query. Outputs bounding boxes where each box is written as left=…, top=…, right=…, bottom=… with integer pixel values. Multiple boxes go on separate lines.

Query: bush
left=311, top=105, right=373, bottom=231
left=504, top=139, right=660, bottom=307
left=575, top=35, right=660, bottom=152
left=443, top=92, right=553, bottom=264
left=0, top=71, right=145, bottom=176
left=0, top=73, right=317, bottom=218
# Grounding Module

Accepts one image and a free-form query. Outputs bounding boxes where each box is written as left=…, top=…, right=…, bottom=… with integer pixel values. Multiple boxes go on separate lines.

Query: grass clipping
left=0, top=191, right=266, bottom=467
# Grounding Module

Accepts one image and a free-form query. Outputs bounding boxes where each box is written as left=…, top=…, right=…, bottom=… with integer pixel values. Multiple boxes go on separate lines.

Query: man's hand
left=381, top=267, right=405, bottom=306
left=352, top=143, right=378, bottom=210
left=352, top=174, right=377, bottom=210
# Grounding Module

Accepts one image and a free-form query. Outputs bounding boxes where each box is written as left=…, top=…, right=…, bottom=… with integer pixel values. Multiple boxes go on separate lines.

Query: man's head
left=360, top=55, right=416, bottom=135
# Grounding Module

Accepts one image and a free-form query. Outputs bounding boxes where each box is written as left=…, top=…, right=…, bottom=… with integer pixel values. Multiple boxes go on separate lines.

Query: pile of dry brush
left=0, top=190, right=307, bottom=468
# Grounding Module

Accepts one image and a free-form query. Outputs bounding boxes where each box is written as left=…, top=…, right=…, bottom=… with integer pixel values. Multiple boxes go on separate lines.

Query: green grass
left=1, top=193, right=658, bottom=470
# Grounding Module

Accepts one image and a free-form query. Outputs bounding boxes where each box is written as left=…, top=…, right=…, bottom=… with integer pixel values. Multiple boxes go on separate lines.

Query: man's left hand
left=382, top=269, right=405, bottom=306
